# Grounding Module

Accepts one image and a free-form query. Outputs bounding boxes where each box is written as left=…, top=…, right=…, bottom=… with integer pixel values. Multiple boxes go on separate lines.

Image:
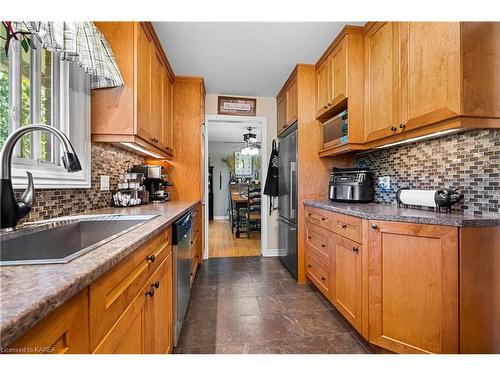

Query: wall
left=355, top=129, right=500, bottom=215
left=205, top=94, right=279, bottom=251
left=15, top=143, right=145, bottom=223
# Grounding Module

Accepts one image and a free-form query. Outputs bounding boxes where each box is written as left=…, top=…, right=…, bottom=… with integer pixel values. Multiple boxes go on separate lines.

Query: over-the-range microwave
left=322, top=109, right=348, bottom=149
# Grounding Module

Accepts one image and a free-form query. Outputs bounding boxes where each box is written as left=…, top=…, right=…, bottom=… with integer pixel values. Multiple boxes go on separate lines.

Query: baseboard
left=261, top=248, right=281, bottom=257
left=213, top=216, right=229, bottom=220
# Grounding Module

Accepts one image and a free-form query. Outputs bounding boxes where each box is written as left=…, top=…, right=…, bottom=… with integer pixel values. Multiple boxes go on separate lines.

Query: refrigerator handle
left=290, top=161, right=296, bottom=219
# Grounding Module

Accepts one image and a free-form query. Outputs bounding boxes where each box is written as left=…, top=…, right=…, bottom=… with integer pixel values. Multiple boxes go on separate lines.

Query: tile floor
left=175, top=256, right=371, bottom=354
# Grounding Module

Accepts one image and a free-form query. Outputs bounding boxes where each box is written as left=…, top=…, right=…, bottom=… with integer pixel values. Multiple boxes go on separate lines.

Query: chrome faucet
left=0, top=124, right=82, bottom=230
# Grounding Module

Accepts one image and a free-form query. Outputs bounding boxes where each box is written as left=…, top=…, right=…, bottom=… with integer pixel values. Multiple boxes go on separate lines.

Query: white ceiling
left=207, top=119, right=261, bottom=143
left=153, top=22, right=364, bottom=97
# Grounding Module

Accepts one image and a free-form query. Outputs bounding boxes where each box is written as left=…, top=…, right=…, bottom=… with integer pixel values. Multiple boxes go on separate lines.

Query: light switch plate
left=100, top=175, right=110, bottom=191
left=378, top=176, right=390, bottom=190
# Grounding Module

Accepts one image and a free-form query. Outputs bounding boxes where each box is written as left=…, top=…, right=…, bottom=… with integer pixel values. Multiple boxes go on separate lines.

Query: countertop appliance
left=278, top=122, right=298, bottom=279
left=172, top=212, right=192, bottom=346
left=329, top=167, right=373, bottom=203
left=132, top=165, right=172, bottom=203
left=322, top=109, right=348, bottom=149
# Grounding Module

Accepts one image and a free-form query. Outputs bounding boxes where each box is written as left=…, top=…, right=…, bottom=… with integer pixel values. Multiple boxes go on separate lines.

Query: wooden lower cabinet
left=302, top=205, right=492, bottom=354
left=8, top=290, right=89, bottom=354
left=367, top=220, right=459, bottom=354
left=8, top=227, right=174, bottom=355
left=331, top=235, right=362, bottom=332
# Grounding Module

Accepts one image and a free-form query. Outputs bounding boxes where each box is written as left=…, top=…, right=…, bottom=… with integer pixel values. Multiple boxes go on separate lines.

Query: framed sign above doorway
left=217, top=96, right=257, bottom=116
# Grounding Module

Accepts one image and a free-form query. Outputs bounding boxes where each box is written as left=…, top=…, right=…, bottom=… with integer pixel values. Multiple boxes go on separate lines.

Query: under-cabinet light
left=120, top=142, right=164, bottom=159
left=375, top=129, right=461, bottom=149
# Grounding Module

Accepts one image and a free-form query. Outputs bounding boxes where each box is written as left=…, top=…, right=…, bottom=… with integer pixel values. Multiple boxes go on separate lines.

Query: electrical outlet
left=378, top=176, right=391, bottom=190
left=100, top=175, right=110, bottom=191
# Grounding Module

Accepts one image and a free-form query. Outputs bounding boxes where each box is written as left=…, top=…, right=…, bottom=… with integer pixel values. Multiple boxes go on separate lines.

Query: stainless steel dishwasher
left=172, top=211, right=192, bottom=346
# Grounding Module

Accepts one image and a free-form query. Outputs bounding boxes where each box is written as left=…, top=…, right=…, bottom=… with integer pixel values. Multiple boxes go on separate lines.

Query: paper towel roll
left=397, top=189, right=437, bottom=208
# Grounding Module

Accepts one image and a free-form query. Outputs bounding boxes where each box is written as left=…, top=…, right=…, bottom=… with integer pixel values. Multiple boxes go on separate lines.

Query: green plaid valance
left=12, top=21, right=124, bottom=89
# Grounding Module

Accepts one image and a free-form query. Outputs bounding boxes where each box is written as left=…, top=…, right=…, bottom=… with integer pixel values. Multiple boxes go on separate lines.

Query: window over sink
left=0, top=30, right=91, bottom=189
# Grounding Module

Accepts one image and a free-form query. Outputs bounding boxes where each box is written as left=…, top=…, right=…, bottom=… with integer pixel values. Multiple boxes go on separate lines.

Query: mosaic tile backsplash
left=355, top=129, right=500, bottom=215
left=15, top=143, right=145, bottom=223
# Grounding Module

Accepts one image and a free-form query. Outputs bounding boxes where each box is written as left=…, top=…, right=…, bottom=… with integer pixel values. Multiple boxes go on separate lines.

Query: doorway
left=203, top=115, right=268, bottom=259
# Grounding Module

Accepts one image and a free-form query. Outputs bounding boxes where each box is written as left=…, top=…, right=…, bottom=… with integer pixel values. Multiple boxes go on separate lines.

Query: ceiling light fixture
left=120, top=142, right=164, bottom=159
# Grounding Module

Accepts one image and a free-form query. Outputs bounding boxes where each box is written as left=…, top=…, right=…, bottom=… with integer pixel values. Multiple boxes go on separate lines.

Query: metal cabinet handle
left=307, top=236, right=312, bottom=240
left=321, top=217, right=326, bottom=221
left=321, top=244, right=326, bottom=248
left=341, top=224, right=347, bottom=229
left=145, top=288, right=155, bottom=297
left=152, top=281, right=160, bottom=289
left=352, top=247, right=359, bottom=253
left=399, top=123, right=406, bottom=130
left=146, top=254, right=156, bottom=263
left=323, top=105, right=328, bottom=109
left=391, top=126, right=397, bottom=132
left=321, top=276, right=326, bottom=281
left=307, top=264, right=312, bottom=268
left=327, top=103, right=332, bottom=107
left=371, top=223, right=378, bottom=229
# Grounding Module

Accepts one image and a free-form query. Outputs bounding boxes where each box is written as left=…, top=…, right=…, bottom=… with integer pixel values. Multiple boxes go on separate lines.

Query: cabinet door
left=9, top=290, right=89, bottom=354
left=328, top=37, right=347, bottom=106
left=150, top=49, right=163, bottom=148
left=148, top=253, right=173, bottom=354
left=136, top=23, right=152, bottom=142
left=277, top=93, right=287, bottom=135
left=316, top=59, right=329, bottom=115
left=364, top=22, right=401, bottom=142
left=332, top=235, right=362, bottom=331
left=93, top=287, right=148, bottom=354
left=400, top=22, right=461, bottom=131
left=368, top=221, right=459, bottom=354
left=163, top=73, right=174, bottom=153
left=286, top=79, right=298, bottom=126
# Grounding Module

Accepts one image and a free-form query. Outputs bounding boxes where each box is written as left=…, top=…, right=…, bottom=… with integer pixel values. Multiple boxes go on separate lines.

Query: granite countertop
left=0, top=200, right=199, bottom=348
left=304, top=200, right=500, bottom=227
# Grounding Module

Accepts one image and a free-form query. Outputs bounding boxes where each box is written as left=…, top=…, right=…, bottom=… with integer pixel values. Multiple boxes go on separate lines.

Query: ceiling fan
left=233, top=127, right=261, bottom=155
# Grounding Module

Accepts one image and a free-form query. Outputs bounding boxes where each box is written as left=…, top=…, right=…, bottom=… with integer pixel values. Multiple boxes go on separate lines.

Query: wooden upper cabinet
left=368, top=220, right=459, bottom=354
left=92, top=22, right=175, bottom=159
left=364, top=22, right=401, bottom=143
left=286, top=78, right=298, bottom=126
left=316, top=27, right=364, bottom=156
left=400, top=22, right=461, bottom=131
left=328, top=37, right=347, bottom=107
left=277, top=71, right=299, bottom=136
left=136, top=23, right=153, bottom=143
left=162, top=66, right=174, bottom=153
left=316, top=59, right=329, bottom=114
left=277, top=92, right=287, bottom=135
left=363, top=22, right=500, bottom=146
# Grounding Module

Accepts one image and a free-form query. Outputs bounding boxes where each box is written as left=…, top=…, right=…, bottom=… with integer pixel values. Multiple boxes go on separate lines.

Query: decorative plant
left=222, top=154, right=236, bottom=181
left=1, top=22, right=36, bottom=56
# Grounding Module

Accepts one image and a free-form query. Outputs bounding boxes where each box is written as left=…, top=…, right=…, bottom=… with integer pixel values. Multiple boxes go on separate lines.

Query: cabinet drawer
left=89, top=227, right=172, bottom=350
left=305, top=252, right=332, bottom=298
left=305, top=205, right=334, bottom=231
left=305, top=222, right=333, bottom=266
left=332, top=212, right=362, bottom=243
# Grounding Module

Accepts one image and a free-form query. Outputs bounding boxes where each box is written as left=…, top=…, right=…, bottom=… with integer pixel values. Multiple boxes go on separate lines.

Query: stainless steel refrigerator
left=278, top=122, right=298, bottom=279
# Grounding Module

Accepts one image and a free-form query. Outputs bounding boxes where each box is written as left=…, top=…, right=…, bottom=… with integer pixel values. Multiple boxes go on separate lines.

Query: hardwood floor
left=209, top=219, right=261, bottom=258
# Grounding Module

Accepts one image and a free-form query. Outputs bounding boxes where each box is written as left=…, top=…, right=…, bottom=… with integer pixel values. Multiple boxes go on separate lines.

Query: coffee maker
left=132, top=165, right=171, bottom=203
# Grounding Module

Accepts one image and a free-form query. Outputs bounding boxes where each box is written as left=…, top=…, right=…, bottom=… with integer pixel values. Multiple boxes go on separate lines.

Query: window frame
left=6, top=40, right=91, bottom=189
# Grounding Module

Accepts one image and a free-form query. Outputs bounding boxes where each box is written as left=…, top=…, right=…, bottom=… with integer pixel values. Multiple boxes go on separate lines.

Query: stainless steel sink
left=0, top=214, right=157, bottom=266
